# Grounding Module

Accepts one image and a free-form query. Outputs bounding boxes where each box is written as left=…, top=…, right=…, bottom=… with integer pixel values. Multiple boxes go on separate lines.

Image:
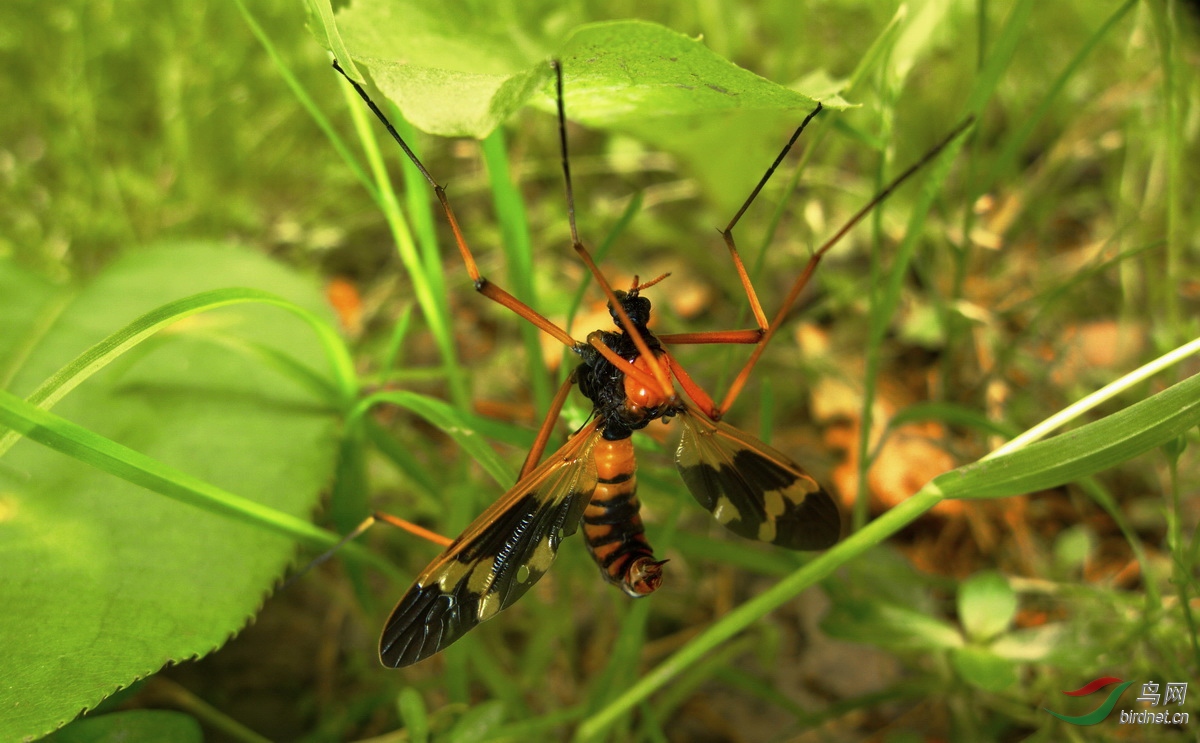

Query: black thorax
left=575, top=289, right=677, bottom=440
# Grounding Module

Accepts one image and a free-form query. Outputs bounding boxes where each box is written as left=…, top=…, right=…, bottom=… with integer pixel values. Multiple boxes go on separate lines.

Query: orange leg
left=714, top=116, right=977, bottom=417
left=335, top=61, right=577, bottom=350
left=305, top=376, right=578, bottom=561
left=573, top=243, right=674, bottom=400
left=652, top=105, right=823, bottom=422
left=372, top=512, right=454, bottom=548
left=365, top=374, right=575, bottom=551
left=657, top=329, right=763, bottom=345
left=585, top=332, right=660, bottom=394
left=661, top=349, right=720, bottom=420
left=518, top=372, right=577, bottom=479
left=284, top=511, right=453, bottom=590
left=719, top=103, right=825, bottom=333
left=550, top=61, right=677, bottom=403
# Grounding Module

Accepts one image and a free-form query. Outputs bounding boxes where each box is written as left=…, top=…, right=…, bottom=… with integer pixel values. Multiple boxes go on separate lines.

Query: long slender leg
left=372, top=513, right=454, bottom=547
left=366, top=373, right=576, bottom=547
left=334, top=61, right=577, bottom=349
left=284, top=512, right=453, bottom=591
left=658, top=329, right=763, bottom=345
left=720, top=104, right=825, bottom=333
left=717, top=117, right=977, bottom=416
left=550, top=60, right=676, bottom=402
left=518, top=371, right=577, bottom=478
left=585, top=332, right=660, bottom=392
left=647, top=106, right=824, bottom=417
left=574, top=242, right=674, bottom=398
left=300, top=375, right=579, bottom=567
left=660, top=349, right=719, bottom=419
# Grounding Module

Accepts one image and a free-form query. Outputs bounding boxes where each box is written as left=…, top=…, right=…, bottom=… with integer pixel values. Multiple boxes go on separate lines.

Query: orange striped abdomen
left=583, top=438, right=665, bottom=597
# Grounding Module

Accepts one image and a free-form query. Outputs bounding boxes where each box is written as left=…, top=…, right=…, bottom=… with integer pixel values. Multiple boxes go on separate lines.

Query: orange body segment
left=582, top=438, right=665, bottom=597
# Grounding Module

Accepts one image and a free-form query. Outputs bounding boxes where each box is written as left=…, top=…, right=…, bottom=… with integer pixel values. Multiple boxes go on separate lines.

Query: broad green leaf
left=0, top=260, right=68, bottom=386
left=396, top=686, right=431, bottom=743
left=44, top=710, right=203, bottom=743
left=1053, top=525, right=1095, bottom=573
left=582, top=372, right=1200, bottom=737
left=332, top=0, right=551, bottom=138
left=0, top=285, right=355, bottom=457
left=958, top=571, right=1016, bottom=642
left=0, top=388, right=366, bottom=553
left=990, top=623, right=1099, bottom=667
left=330, top=8, right=848, bottom=207
left=934, top=372, right=1200, bottom=501
left=333, top=11, right=845, bottom=137
left=0, top=243, right=341, bottom=741
left=555, top=22, right=844, bottom=125
left=822, top=597, right=964, bottom=652
left=564, top=20, right=845, bottom=213
left=949, top=646, right=1018, bottom=693
left=446, top=700, right=508, bottom=743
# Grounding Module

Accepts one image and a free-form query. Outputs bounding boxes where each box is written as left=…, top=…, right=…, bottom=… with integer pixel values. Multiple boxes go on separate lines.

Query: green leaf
left=445, top=701, right=507, bottom=743
left=332, top=0, right=548, bottom=138
left=365, top=58, right=550, bottom=140
left=958, top=571, right=1016, bottom=642
left=949, top=646, right=1018, bottom=693
left=333, top=10, right=845, bottom=138
left=330, top=10, right=848, bottom=207
left=0, top=260, right=68, bottom=385
left=934, top=372, right=1200, bottom=501
left=1053, top=525, right=1095, bottom=573
left=396, top=687, right=430, bottom=743
left=555, top=21, right=843, bottom=125
left=0, top=285, right=355, bottom=457
left=44, top=710, right=203, bottom=743
left=353, top=390, right=516, bottom=488
left=0, top=244, right=342, bottom=741
left=822, top=597, right=964, bottom=652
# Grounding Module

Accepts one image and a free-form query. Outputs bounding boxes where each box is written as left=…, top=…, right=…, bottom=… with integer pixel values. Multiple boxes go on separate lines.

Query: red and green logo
left=1044, top=677, right=1134, bottom=725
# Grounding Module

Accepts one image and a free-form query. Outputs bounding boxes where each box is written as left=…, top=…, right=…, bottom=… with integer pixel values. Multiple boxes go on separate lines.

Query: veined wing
left=380, top=422, right=602, bottom=667
left=674, top=403, right=840, bottom=550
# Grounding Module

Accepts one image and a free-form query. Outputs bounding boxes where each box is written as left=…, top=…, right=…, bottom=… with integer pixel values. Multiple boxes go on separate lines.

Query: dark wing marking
left=674, top=403, right=840, bottom=550
left=379, top=423, right=602, bottom=667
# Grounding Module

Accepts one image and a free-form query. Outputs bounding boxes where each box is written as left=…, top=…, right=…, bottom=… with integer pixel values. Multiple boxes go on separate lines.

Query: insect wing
left=674, top=405, right=839, bottom=550
left=380, top=424, right=602, bottom=667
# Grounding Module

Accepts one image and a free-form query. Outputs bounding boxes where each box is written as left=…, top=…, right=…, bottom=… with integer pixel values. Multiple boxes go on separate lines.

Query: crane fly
left=334, top=59, right=971, bottom=668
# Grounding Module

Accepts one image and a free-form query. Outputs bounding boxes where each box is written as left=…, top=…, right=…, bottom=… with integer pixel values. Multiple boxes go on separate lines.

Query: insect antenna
left=634, top=272, right=671, bottom=291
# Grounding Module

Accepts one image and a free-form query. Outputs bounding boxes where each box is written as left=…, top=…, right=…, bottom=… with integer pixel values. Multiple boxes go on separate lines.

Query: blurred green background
left=3, top=0, right=1198, bottom=741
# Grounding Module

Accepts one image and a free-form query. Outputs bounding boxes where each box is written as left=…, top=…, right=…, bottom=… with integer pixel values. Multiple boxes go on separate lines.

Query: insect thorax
left=576, top=290, right=677, bottom=441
